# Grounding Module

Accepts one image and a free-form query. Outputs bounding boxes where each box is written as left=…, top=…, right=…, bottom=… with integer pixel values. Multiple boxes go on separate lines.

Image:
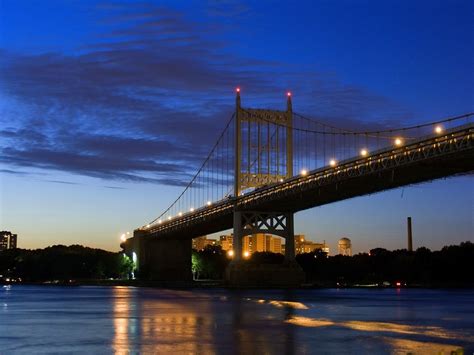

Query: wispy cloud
left=0, top=1, right=409, bottom=186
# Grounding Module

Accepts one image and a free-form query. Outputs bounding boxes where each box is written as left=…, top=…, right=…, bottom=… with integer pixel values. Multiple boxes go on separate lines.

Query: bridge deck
left=136, top=124, right=474, bottom=240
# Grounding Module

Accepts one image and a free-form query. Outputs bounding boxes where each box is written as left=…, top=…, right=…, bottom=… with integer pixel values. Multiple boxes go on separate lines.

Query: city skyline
left=1, top=1, right=473, bottom=253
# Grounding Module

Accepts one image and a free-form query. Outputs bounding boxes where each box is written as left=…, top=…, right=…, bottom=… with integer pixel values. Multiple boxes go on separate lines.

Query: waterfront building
left=219, top=235, right=233, bottom=251
left=192, top=236, right=217, bottom=251
left=0, top=231, right=17, bottom=251
left=295, top=235, right=329, bottom=255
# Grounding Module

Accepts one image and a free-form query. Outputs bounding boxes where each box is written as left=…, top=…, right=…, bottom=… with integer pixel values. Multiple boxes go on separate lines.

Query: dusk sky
left=0, top=0, right=472, bottom=253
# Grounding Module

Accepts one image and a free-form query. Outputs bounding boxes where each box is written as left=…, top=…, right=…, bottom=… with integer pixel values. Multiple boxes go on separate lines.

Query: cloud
left=0, top=1, right=409, bottom=187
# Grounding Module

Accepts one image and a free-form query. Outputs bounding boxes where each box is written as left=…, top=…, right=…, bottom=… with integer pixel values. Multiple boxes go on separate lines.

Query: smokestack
left=407, top=217, right=413, bottom=252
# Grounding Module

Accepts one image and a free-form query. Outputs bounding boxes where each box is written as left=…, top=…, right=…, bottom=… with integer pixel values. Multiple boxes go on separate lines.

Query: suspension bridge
left=122, top=89, right=474, bottom=285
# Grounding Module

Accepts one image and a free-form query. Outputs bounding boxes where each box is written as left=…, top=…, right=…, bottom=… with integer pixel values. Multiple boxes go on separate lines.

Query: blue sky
left=0, top=0, right=472, bottom=252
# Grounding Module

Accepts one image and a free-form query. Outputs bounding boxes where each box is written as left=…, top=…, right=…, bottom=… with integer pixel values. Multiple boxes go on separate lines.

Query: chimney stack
left=407, top=217, right=413, bottom=252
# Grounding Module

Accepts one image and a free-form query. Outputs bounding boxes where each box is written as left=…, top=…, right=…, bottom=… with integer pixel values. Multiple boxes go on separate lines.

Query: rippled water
left=0, top=286, right=473, bottom=353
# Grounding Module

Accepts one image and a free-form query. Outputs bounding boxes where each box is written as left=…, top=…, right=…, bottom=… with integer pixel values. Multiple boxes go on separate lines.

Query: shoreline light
left=329, top=159, right=337, bottom=167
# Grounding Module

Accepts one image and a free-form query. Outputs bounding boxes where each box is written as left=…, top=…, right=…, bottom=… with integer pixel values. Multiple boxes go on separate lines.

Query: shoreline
left=2, top=279, right=474, bottom=290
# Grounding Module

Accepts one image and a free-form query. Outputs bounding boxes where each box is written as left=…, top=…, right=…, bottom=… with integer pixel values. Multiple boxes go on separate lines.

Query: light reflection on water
left=0, top=286, right=473, bottom=353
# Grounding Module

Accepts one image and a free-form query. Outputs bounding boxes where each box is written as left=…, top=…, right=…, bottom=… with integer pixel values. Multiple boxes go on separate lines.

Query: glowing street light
left=243, top=251, right=250, bottom=258
left=435, top=125, right=443, bottom=134
left=394, top=138, right=403, bottom=146
left=329, top=159, right=337, bottom=167
left=360, top=149, right=368, bottom=157
left=207, top=201, right=212, bottom=206
left=227, top=250, right=234, bottom=257
left=300, top=169, right=308, bottom=176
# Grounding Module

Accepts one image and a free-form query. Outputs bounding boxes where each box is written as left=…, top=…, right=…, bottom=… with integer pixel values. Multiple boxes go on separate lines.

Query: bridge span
left=122, top=92, right=473, bottom=286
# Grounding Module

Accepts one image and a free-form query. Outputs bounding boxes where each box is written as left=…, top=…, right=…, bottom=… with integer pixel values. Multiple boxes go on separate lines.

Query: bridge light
left=360, top=149, right=368, bottom=157
left=300, top=169, right=308, bottom=176
left=190, top=207, right=195, bottom=212
left=158, top=220, right=162, bottom=224
left=168, top=216, right=172, bottom=220
left=236, top=87, right=240, bottom=93
left=435, top=125, right=443, bottom=134
left=279, top=178, right=284, bottom=183
left=227, top=250, right=234, bottom=257
left=120, top=234, right=126, bottom=242
left=394, top=138, right=403, bottom=146
left=178, top=212, right=183, bottom=217
left=329, top=159, right=337, bottom=167
left=146, top=224, right=150, bottom=228
left=243, top=251, right=250, bottom=258
left=287, top=91, right=292, bottom=97
left=126, top=231, right=130, bottom=235
left=207, top=201, right=212, bottom=206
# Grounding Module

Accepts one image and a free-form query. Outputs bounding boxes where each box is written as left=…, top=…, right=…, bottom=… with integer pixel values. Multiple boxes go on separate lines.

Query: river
left=0, top=286, right=473, bottom=353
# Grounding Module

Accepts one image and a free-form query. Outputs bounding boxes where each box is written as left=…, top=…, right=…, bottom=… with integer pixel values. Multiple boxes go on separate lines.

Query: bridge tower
left=234, top=89, right=293, bottom=196
left=229, top=90, right=304, bottom=286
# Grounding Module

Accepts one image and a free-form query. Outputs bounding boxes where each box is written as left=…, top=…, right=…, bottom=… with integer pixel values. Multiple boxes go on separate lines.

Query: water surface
left=1, top=286, right=473, bottom=353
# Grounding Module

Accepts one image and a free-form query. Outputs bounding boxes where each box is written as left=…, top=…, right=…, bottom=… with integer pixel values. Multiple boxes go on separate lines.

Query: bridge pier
left=226, top=210, right=304, bottom=287
left=123, top=231, right=192, bottom=284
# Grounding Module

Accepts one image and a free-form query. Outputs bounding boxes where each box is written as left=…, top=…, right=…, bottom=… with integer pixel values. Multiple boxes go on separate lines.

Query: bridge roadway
left=136, top=123, right=474, bottom=240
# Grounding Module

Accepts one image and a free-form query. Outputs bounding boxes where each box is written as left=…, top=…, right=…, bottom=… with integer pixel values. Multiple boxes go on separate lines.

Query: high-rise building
left=0, top=231, right=17, bottom=251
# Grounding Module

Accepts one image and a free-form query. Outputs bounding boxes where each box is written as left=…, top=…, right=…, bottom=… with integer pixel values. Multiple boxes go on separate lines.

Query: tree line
left=1, top=242, right=472, bottom=286
left=0, top=245, right=133, bottom=281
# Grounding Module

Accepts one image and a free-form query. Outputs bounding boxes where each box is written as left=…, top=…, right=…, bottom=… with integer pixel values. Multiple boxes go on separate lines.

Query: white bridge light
left=300, top=169, right=308, bottom=176
left=168, top=216, right=172, bottom=220
left=178, top=212, right=183, bottom=217
left=158, top=220, right=162, bottom=224
left=190, top=207, right=195, bottom=212
left=360, top=149, right=368, bottom=157
left=207, top=201, right=212, bottom=206
left=329, top=159, right=337, bottom=167
left=394, top=138, right=403, bottom=146
left=435, top=125, right=443, bottom=134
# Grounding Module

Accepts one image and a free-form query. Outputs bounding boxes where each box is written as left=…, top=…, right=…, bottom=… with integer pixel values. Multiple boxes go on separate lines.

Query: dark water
left=0, top=286, right=473, bottom=354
